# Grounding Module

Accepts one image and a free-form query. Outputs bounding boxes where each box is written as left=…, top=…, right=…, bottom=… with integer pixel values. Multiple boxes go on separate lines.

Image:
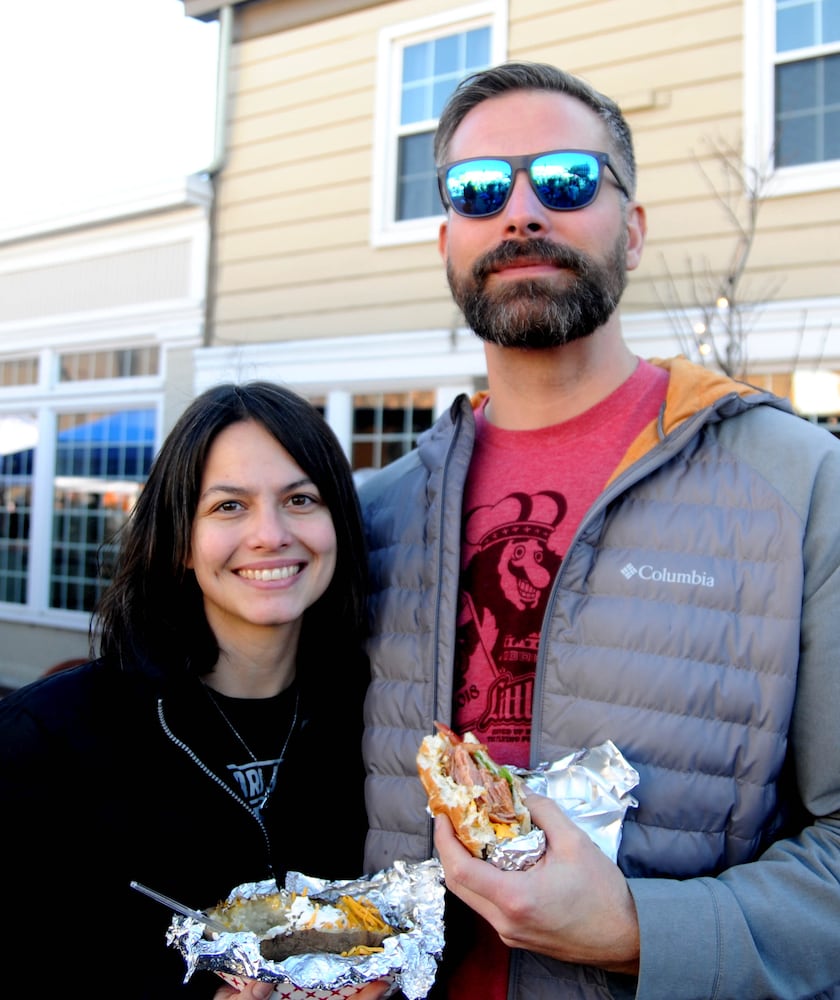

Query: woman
left=0, top=382, right=386, bottom=999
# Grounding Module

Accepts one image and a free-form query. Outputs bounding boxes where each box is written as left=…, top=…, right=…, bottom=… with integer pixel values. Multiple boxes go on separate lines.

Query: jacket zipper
left=156, top=697, right=275, bottom=873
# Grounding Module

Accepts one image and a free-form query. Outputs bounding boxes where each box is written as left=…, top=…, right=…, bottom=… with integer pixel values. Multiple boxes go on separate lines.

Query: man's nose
left=502, top=168, right=550, bottom=232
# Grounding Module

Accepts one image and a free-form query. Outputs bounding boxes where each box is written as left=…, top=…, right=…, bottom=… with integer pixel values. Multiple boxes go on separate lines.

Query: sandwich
left=417, top=721, right=532, bottom=859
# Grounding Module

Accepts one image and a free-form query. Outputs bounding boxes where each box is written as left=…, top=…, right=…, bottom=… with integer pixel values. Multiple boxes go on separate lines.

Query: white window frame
left=370, top=1, right=508, bottom=248
left=0, top=344, right=164, bottom=630
left=744, top=0, right=840, bottom=197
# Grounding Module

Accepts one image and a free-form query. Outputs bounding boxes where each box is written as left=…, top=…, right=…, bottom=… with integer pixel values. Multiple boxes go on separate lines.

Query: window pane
left=401, top=86, right=428, bottom=126
left=775, top=54, right=839, bottom=163
left=401, top=40, right=432, bottom=125
left=58, top=347, right=160, bottom=382
left=777, top=58, right=816, bottom=111
left=827, top=107, right=840, bottom=156
left=0, top=357, right=38, bottom=387
left=430, top=29, right=490, bottom=117
left=0, top=420, right=35, bottom=605
left=430, top=80, right=451, bottom=119
left=777, top=0, right=816, bottom=51
left=51, top=409, right=154, bottom=612
left=351, top=391, right=434, bottom=470
left=776, top=111, right=818, bottom=163
left=827, top=49, right=840, bottom=97
left=776, top=59, right=816, bottom=164
left=828, top=0, right=840, bottom=41
left=433, top=34, right=460, bottom=76
left=381, top=440, right=407, bottom=466
left=402, top=40, right=431, bottom=84
left=397, top=132, right=438, bottom=220
left=351, top=440, right=376, bottom=469
left=353, top=403, right=377, bottom=435
left=465, top=26, right=491, bottom=65
left=411, top=400, right=435, bottom=434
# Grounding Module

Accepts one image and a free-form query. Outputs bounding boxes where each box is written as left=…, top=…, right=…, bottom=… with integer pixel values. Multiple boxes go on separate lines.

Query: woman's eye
left=216, top=499, right=244, bottom=513
left=287, top=493, right=319, bottom=509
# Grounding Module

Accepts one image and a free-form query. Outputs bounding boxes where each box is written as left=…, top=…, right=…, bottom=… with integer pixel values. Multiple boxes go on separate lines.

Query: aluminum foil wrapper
left=485, top=739, right=639, bottom=871
left=167, top=858, right=445, bottom=999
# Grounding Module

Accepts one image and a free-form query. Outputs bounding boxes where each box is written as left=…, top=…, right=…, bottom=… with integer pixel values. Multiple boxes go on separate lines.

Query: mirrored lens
left=531, top=152, right=601, bottom=209
left=445, top=159, right=513, bottom=216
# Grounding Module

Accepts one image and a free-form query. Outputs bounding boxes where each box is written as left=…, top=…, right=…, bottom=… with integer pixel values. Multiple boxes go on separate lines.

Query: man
left=358, top=61, right=840, bottom=999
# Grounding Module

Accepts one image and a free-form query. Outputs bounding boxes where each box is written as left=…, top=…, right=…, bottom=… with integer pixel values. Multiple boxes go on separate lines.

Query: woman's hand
left=213, top=980, right=275, bottom=1000
left=213, top=976, right=393, bottom=999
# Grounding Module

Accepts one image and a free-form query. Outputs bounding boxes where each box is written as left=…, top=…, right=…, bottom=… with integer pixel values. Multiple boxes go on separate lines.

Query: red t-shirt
left=446, top=358, right=668, bottom=999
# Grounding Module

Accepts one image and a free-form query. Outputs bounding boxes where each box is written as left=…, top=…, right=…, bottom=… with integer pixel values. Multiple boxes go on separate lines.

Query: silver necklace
left=204, top=684, right=300, bottom=814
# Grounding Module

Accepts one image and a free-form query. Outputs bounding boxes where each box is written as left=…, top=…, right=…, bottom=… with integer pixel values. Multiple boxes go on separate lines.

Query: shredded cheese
left=337, top=895, right=391, bottom=932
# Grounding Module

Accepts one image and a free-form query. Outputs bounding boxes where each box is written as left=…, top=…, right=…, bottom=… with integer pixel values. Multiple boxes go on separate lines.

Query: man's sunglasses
left=437, top=149, right=631, bottom=218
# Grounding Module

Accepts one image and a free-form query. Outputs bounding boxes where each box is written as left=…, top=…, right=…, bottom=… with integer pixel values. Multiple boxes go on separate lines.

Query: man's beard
left=446, top=235, right=628, bottom=349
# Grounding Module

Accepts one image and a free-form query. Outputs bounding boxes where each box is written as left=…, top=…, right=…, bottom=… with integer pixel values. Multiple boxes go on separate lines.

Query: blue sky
left=0, top=0, right=219, bottom=233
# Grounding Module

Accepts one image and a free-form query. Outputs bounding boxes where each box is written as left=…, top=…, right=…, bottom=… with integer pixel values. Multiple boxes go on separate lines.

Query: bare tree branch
left=657, top=136, right=779, bottom=377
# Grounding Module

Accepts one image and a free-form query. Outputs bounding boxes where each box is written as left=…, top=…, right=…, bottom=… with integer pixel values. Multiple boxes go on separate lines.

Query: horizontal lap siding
left=214, top=0, right=459, bottom=343
left=216, top=239, right=444, bottom=298
left=213, top=260, right=449, bottom=323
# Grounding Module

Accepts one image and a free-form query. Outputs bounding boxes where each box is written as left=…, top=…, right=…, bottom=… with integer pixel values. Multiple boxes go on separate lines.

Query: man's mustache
left=473, top=239, right=589, bottom=282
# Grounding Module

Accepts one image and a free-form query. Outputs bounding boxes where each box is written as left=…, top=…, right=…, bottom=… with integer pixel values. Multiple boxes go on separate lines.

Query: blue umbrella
left=56, top=409, right=156, bottom=479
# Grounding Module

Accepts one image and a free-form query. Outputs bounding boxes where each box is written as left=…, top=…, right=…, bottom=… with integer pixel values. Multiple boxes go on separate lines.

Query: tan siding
left=221, top=130, right=372, bottom=203
left=233, top=64, right=374, bottom=125
left=224, top=116, right=372, bottom=175
left=213, top=251, right=450, bottom=334
left=512, top=3, right=742, bottom=74
left=645, top=190, right=840, bottom=246
left=212, top=296, right=454, bottom=344
left=216, top=237, right=438, bottom=293
left=212, top=1, right=450, bottom=343
left=215, top=265, right=447, bottom=322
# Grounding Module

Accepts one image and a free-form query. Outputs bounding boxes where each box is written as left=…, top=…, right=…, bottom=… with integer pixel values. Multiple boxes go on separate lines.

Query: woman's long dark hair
left=93, top=381, right=368, bottom=678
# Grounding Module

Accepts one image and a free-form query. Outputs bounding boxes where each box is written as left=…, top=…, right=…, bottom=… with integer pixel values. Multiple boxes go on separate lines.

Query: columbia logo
left=620, top=562, right=715, bottom=588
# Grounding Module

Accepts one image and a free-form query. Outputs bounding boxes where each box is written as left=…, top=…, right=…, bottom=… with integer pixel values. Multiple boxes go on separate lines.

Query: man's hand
left=433, top=791, right=640, bottom=974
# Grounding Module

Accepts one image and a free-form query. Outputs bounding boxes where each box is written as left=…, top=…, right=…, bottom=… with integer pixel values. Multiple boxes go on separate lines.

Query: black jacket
left=0, top=655, right=369, bottom=998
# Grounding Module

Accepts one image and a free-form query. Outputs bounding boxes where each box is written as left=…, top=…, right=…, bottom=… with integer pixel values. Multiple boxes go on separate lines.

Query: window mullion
left=26, top=409, right=56, bottom=610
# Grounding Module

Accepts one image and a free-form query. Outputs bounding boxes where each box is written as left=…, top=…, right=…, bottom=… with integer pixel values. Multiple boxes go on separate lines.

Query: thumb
left=523, top=790, right=576, bottom=832
left=251, top=983, right=275, bottom=1000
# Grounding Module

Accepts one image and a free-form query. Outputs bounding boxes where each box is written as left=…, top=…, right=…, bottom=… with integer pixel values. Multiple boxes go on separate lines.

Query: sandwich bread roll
left=417, top=721, right=531, bottom=859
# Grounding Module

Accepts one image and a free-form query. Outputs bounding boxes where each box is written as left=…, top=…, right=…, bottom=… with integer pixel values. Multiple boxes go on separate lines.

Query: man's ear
left=624, top=201, right=646, bottom=272
left=438, top=218, right=449, bottom=262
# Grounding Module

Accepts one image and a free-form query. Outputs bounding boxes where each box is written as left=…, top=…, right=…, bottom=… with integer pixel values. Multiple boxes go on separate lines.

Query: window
left=397, top=27, right=492, bottom=220
left=0, top=356, right=38, bottom=387
left=58, top=347, right=160, bottom=382
left=775, top=0, right=840, bottom=166
left=372, top=2, right=506, bottom=245
left=746, top=0, right=840, bottom=193
left=51, top=410, right=155, bottom=610
left=0, top=420, right=34, bottom=604
left=351, top=391, right=435, bottom=470
left=0, top=345, right=159, bottom=623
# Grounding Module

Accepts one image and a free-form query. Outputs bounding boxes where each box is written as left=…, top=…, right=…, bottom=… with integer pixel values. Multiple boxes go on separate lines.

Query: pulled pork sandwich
left=417, top=721, right=532, bottom=859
